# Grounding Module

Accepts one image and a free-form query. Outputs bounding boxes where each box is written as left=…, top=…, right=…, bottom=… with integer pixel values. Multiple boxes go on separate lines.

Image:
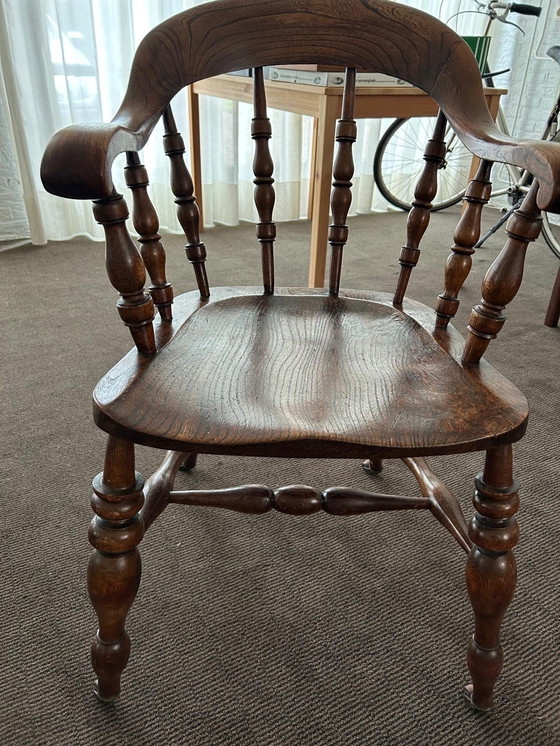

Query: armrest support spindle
left=462, top=181, right=542, bottom=363
left=92, top=193, right=156, bottom=354
left=125, top=152, right=173, bottom=321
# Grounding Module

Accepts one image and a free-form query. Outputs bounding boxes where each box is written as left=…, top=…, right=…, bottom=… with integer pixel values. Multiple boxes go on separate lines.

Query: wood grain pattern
left=93, top=288, right=528, bottom=457
left=40, top=0, right=560, bottom=211
left=39, top=0, right=546, bottom=711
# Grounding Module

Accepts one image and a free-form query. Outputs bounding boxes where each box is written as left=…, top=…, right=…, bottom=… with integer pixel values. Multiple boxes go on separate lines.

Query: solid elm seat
left=94, top=289, right=528, bottom=457
left=40, top=0, right=560, bottom=718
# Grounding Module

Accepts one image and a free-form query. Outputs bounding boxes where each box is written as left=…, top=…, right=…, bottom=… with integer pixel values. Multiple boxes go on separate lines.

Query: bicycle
left=372, top=1, right=560, bottom=260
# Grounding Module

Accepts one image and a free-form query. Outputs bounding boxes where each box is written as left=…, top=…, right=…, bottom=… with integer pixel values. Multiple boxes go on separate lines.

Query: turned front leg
left=464, top=444, right=519, bottom=711
left=88, top=435, right=145, bottom=700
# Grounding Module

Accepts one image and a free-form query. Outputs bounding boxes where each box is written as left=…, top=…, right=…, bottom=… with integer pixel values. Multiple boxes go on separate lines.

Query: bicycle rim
left=541, top=211, right=560, bottom=260
left=374, top=117, right=471, bottom=211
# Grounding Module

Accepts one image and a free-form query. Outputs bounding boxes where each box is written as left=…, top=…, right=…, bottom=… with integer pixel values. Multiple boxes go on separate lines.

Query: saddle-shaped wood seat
left=40, top=0, right=560, bottom=717
left=94, top=289, right=528, bottom=457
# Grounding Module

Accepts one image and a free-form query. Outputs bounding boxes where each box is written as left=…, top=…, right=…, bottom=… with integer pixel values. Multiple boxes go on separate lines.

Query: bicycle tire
left=373, top=117, right=471, bottom=212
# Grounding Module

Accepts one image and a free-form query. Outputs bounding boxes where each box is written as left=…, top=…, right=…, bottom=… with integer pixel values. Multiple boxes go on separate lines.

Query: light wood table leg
left=307, top=117, right=319, bottom=219
left=187, top=85, right=204, bottom=230
left=307, top=95, right=340, bottom=288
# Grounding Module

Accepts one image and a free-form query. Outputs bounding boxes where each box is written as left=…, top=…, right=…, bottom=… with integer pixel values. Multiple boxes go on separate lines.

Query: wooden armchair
left=41, top=0, right=560, bottom=713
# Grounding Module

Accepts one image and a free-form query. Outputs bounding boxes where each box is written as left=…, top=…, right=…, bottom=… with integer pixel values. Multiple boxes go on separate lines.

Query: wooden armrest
left=41, top=122, right=143, bottom=201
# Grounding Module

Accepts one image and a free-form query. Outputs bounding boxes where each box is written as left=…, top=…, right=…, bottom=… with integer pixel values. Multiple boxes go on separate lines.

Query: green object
left=462, top=35, right=491, bottom=71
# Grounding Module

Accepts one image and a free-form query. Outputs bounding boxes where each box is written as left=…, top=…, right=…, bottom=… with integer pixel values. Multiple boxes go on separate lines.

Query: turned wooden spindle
left=329, top=67, right=357, bottom=297
left=88, top=435, right=145, bottom=700
left=92, top=192, right=156, bottom=353
left=464, top=444, right=519, bottom=711
left=393, top=111, right=448, bottom=306
left=435, top=160, right=493, bottom=329
left=125, top=151, right=173, bottom=321
left=252, top=67, right=276, bottom=294
left=163, top=106, right=210, bottom=298
left=169, top=483, right=430, bottom=516
left=462, top=181, right=542, bottom=364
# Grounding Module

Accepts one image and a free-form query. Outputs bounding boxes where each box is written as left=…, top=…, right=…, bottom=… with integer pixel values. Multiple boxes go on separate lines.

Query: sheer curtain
left=0, top=0, right=551, bottom=244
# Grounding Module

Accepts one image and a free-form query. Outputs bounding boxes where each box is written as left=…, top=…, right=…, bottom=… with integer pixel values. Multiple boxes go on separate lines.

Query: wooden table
left=188, top=75, right=505, bottom=287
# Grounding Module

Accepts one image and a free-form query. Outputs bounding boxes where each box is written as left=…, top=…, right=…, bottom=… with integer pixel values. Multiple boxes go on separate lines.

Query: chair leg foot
left=461, top=683, right=494, bottom=713
left=88, top=436, right=144, bottom=701
left=92, top=633, right=131, bottom=701
left=464, top=445, right=518, bottom=712
left=180, top=452, right=198, bottom=472
left=362, top=458, right=383, bottom=475
left=94, top=678, right=121, bottom=702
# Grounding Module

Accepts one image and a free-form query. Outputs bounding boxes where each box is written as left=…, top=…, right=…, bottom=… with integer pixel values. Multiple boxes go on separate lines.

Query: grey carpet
left=1, top=207, right=559, bottom=745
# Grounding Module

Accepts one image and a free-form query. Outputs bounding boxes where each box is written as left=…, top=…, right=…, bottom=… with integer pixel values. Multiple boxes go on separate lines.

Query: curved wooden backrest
left=41, top=0, right=560, bottom=211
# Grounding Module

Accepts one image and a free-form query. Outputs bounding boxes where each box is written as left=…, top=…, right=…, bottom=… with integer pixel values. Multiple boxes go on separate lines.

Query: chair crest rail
left=41, top=0, right=560, bottom=212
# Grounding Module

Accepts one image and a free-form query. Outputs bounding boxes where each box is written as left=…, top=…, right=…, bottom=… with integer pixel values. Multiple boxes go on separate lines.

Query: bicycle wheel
left=374, top=117, right=472, bottom=212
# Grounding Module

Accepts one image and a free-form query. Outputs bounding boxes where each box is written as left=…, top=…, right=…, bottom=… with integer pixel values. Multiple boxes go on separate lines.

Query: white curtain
left=0, top=0, right=553, bottom=244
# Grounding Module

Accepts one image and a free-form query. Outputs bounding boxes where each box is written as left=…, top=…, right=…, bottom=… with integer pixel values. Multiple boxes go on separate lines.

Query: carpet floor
left=1, top=207, right=559, bottom=745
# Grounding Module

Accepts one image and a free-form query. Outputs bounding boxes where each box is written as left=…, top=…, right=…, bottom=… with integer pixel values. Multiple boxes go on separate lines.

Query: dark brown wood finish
left=92, top=288, right=529, bottom=458
left=362, top=457, right=383, bottom=475
left=328, top=68, right=357, bottom=297
left=41, top=0, right=560, bottom=211
left=464, top=444, right=519, bottom=712
left=544, top=265, right=560, bottom=327
left=92, top=193, right=156, bottom=353
left=40, top=0, right=560, bottom=715
left=88, top=435, right=144, bottom=700
left=435, top=159, right=493, bottom=328
left=163, top=106, right=210, bottom=298
left=403, top=457, right=471, bottom=553
left=463, top=182, right=543, bottom=364
left=125, top=151, right=174, bottom=321
left=252, top=66, right=276, bottom=294
left=394, top=110, right=447, bottom=306
left=168, top=483, right=431, bottom=514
